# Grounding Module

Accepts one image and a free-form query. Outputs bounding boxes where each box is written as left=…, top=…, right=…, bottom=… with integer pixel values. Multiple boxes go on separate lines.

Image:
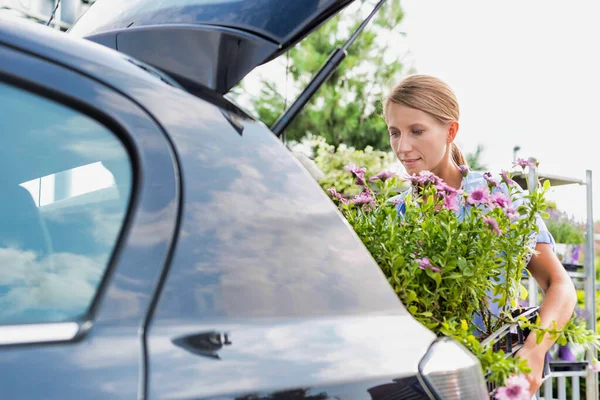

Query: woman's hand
left=516, top=343, right=546, bottom=397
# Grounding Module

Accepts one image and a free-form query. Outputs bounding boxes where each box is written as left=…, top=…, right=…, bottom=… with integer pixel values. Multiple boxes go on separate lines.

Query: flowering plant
left=328, top=159, right=600, bottom=395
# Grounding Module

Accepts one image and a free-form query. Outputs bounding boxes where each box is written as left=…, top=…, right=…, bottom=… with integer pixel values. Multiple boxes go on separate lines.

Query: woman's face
left=386, top=102, right=451, bottom=176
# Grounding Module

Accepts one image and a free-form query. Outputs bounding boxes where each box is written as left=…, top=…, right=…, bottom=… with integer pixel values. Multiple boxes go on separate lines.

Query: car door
left=0, top=41, right=180, bottom=400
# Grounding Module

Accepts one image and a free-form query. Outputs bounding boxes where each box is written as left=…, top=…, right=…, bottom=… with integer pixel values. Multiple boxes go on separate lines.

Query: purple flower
left=467, top=186, right=490, bottom=205
left=458, top=165, right=469, bottom=177
left=405, top=170, right=441, bottom=186
left=327, top=188, right=349, bottom=205
left=435, top=181, right=458, bottom=195
left=419, top=170, right=439, bottom=182
left=575, top=307, right=589, bottom=320
left=513, top=158, right=536, bottom=169
left=491, top=192, right=511, bottom=208
left=558, top=345, right=577, bottom=362
left=415, top=257, right=441, bottom=273
left=344, top=163, right=367, bottom=185
left=344, top=163, right=366, bottom=175
left=369, top=170, right=396, bottom=182
left=501, top=170, right=516, bottom=186
left=350, top=191, right=374, bottom=206
left=571, top=245, right=582, bottom=263
left=442, top=192, right=460, bottom=212
left=483, top=172, right=501, bottom=188
left=392, top=196, right=404, bottom=207
left=483, top=216, right=502, bottom=236
left=495, top=374, right=530, bottom=400
left=506, top=207, right=519, bottom=221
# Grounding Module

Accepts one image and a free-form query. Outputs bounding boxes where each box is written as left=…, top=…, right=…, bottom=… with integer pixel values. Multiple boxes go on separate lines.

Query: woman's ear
left=447, top=121, right=459, bottom=143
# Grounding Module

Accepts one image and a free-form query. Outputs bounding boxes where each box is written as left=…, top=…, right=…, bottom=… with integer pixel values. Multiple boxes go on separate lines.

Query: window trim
left=0, top=322, right=80, bottom=347
left=0, top=62, right=142, bottom=341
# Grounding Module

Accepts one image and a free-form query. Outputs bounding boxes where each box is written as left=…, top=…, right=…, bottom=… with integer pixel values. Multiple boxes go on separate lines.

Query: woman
left=383, top=74, right=577, bottom=398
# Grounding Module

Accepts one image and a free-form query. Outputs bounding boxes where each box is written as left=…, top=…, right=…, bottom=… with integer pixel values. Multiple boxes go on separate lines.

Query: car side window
left=0, top=81, right=133, bottom=325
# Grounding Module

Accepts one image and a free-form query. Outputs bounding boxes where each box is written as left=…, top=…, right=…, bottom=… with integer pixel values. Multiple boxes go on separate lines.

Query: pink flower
left=442, top=192, right=460, bottom=212
left=419, top=170, right=439, bottom=182
left=483, top=172, right=501, bottom=188
left=458, top=165, right=469, bottom=177
left=501, top=170, right=516, bottom=186
left=491, top=192, right=511, bottom=208
left=467, top=186, right=490, bottom=205
left=513, top=158, right=536, bottom=169
left=495, top=374, right=530, bottom=400
left=344, top=163, right=367, bottom=185
left=589, top=360, right=600, bottom=372
left=369, top=170, right=396, bottom=182
left=405, top=170, right=441, bottom=186
left=483, top=216, right=502, bottom=236
left=415, top=257, right=441, bottom=273
left=506, top=207, right=519, bottom=221
left=327, top=188, right=349, bottom=205
left=435, top=181, right=458, bottom=195
left=350, top=191, right=374, bottom=206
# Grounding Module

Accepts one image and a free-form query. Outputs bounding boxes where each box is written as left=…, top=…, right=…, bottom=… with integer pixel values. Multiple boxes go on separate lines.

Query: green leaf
left=461, top=320, right=468, bottom=331
left=406, top=290, right=418, bottom=305
left=432, top=272, right=442, bottom=288
left=519, top=284, right=528, bottom=300
left=536, top=331, right=545, bottom=344
left=543, top=179, right=551, bottom=190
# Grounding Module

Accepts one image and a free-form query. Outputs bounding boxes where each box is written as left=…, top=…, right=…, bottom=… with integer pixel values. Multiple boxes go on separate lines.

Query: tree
left=247, top=0, right=408, bottom=151
left=466, top=144, right=487, bottom=171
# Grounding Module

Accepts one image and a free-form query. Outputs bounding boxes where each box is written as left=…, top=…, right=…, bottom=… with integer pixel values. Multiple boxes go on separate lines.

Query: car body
left=0, top=1, right=488, bottom=398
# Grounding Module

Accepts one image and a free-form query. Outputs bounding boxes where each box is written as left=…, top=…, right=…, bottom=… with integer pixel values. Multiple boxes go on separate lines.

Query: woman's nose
left=395, top=136, right=412, bottom=154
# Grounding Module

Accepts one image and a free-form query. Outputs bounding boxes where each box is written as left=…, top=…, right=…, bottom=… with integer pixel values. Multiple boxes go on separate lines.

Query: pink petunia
left=351, top=191, right=374, bottom=206
left=483, top=216, right=503, bottom=236
left=495, top=374, right=530, bottom=400
left=491, top=192, right=511, bottom=209
left=327, top=188, right=349, bottom=205
left=392, top=196, right=404, bottom=207
left=344, top=163, right=367, bottom=185
left=442, top=192, right=460, bottom=212
left=415, top=257, right=441, bottom=273
left=435, top=181, right=458, bottom=195
left=467, top=186, right=490, bottom=205
left=483, top=172, right=501, bottom=188
left=501, top=170, right=516, bottom=186
left=505, top=207, right=519, bottom=221
left=513, top=158, right=536, bottom=169
left=369, top=170, right=396, bottom=182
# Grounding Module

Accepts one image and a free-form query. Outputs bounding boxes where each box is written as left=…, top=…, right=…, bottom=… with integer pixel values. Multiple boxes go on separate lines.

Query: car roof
left=69, top=0, right=355, bottom=94
left=0, top=17, right=177, bottom=93
left=0, top=17, right=229, bottom=183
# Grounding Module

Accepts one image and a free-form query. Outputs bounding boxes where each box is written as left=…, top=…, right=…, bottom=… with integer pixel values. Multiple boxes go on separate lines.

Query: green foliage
left=304, top=135, right=401, bottom=196
left=546, top=220, right=585, bottom=245
left=328, top=163, right=600, bottom=389
left=246, top=0, right=407, bottom=151
left=466, top=144, right=487, bottom=171
left=543, top=202, right=585, bottom=245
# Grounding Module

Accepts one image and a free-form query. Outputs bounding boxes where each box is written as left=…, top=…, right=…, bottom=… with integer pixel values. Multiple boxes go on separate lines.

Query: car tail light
left=418, top=337, right=489, bottom=400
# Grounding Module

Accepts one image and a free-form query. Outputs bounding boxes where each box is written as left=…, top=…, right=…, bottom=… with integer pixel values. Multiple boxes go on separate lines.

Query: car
left=0, top=1, right=489, bottom=399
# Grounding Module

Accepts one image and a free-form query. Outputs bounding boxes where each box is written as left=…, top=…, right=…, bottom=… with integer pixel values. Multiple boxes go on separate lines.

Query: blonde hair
left=383, top=74, right=468, bottom=167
